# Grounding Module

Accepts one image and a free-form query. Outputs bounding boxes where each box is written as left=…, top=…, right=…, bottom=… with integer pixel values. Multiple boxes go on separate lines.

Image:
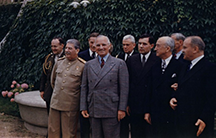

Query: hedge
left=0, top=0, right=215, bottom=91
left=0, top=3, right=21, bottom=41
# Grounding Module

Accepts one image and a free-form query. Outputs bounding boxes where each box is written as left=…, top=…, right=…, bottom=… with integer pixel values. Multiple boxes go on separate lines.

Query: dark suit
left=146, top=57, right=182, bottom=138
left=78, top=49, right=94, bottom=61
left=117, top=51, right=138, bottom=62
left=80, top=54, right=129, bottom=138
left=78, top=48, right=94, bottom=138
left=127, top=52, right=159, bottom=138
left=174, top=57, right=216, bottom=138
left=117, top=51, right=138, bottom=138
left=40, top=52, right=64, bottom=114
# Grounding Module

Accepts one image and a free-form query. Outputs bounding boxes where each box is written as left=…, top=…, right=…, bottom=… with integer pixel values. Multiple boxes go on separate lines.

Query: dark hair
left=139, top=33, right=154, bottom=44
left=53, top=37, right=65, bottom=45
left=66, top=39, right=80, bottom=49
left=89, top=32, right=99, bottom=38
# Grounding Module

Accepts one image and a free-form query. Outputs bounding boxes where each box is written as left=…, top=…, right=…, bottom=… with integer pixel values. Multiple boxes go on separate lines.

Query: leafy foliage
left=0, top=0, right=215, bottom=93
left=0, top=3, right=21, bottom=41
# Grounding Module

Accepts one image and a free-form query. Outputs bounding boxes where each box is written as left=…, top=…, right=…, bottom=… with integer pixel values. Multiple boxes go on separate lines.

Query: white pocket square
left=171, top=73, right=177, bottom=78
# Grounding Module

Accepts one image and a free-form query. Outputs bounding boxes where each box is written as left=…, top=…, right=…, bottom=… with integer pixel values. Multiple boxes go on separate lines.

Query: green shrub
left=0, top=0, right=215, bottom=92
left=0, top=3, right=21, bottom=41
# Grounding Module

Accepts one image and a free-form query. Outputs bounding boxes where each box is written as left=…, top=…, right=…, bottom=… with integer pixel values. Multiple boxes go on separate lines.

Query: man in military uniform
left=48, top=39, right=85, bottom=138
left=40, top=37, right=65, bottom=114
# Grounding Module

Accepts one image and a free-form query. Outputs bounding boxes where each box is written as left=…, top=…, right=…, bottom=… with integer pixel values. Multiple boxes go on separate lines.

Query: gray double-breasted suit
left=80, top=54, right=129, bottom=117
left=80, top=54, right=129, bottom=138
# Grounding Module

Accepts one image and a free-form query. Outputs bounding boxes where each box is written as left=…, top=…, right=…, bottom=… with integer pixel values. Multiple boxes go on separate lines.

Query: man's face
left=154, top=38, right=169, bottom=58
left=138, top=37, right=153, bottom=55
left=51, top=39, right=64, bottom=55
left=95, top=36, right=111, bottom=57
left=88, top=37, right=97, bottom=52
left=182, top=38, right=194, bottom=61
left=122, top=39, right=136, bottom=54
left=65, top=43, right=79, bottom=61
left=171, top=35, right=182, bottom=53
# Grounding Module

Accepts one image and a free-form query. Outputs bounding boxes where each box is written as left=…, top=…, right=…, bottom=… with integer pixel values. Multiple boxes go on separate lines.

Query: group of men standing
left=40, top=32, right=216, bottom=138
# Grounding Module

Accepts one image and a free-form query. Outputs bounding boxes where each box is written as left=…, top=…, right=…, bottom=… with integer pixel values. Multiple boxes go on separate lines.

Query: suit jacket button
left=61, top=87, right=64, bottom=90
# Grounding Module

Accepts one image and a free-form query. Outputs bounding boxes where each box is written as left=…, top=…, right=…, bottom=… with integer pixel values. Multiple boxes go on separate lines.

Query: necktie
left=187, top=61, right=192, bottom=71
left=142, top=56, right=146, bottom=67
left=126, top=54, right=130, bottom=62
left=92, top=52, right=95, bottom=58
left=101, top=58, right=105, bottom=68
left=161, top=60, right=166, bottom=74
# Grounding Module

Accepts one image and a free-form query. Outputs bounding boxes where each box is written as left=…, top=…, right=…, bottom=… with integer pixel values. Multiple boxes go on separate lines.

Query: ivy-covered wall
left=0, top=0, right=215, bottom=91
left=0, top=3, right=21, bottom=41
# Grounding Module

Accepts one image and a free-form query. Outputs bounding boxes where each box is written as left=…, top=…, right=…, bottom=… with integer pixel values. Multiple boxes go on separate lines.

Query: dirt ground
left=0, top=113, right=45, bottom=138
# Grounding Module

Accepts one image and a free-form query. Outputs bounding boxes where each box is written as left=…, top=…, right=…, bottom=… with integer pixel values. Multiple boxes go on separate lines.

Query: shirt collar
left=140, top=51, right=151, bottom=62
left=98, top=53, right=109, bottom=64
left=162, top=55, right=173, bottom=66
left=175, top=50, right=182, bottom=59
left=190, top=55, right=204, bottom=69
left=124, top=50, right=134, bottom=61
left=89, top=49, right=97, bottom=57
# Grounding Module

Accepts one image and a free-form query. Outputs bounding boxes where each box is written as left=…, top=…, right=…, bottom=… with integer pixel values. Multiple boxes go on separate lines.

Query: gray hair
left=162, top=36, right=175, bottom=52
left=96, top=35, right=111, bottom=44
left=187, top=36, right=205, bottom=51
left=123, top=34, right=135, bottom=43
left=171, top=33, right=185, bottom=41
left=66, top=39, right=80, bottom=49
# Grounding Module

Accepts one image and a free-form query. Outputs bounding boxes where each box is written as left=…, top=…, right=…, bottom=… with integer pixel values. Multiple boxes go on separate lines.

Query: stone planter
left=15, top=90, right=48, bottom=135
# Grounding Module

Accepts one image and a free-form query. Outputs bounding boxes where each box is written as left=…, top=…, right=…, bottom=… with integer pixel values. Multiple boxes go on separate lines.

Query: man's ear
left=76, top=49, right=80, bottom=54
left=179, top=40, right=183, bottom=46
left=193, top=46, right=199, bottom=53
left=150, top=44, right=154, bottom=49
left=166, top=46, right=171, bottom=52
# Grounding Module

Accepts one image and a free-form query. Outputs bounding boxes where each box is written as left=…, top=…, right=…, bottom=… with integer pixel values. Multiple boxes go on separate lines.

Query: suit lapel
left=90, top=58, right=101, bottom=76
left=138, top=53, right=155, bottom=82
left=93, top=55, right=115, bottom=87
left=155, top=57, right=176, bottom=88
left=179, top=58, right=205, bottom=85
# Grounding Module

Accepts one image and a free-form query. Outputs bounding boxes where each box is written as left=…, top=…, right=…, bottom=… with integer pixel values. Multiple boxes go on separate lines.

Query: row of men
left=39, top=32, right=216, bottom=138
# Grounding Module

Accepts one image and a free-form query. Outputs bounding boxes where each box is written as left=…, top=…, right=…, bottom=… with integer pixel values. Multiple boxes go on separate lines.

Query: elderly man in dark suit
left=78, top=32, right=99, bottom=61
left=40, top=37, right=64, bottom=114
left=145, top=36, right=182, bottom=138
left=170, top=36, right=216, bottom=138
left=171, top=33, right=185, bottom=62
left=117, top=34, right=138, bottom=62
left=118, top=34, right=138, bottom=138
left=80, top=35, right=129, bottom=138
left=127, top=34, right=159, bottom=138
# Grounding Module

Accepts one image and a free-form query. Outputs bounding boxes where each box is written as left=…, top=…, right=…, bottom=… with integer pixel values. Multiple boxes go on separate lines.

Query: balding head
left=182, top=36, right=204, bottom=61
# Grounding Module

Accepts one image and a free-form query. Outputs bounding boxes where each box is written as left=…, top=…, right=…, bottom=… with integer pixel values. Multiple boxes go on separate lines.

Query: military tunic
left=48, top=57, right=85, bottom=138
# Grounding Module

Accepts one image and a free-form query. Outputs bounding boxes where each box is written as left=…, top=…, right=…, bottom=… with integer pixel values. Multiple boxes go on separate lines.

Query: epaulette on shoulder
left=45, top=52, right=53, bottom=58
left=58, top=56, right=66, bottom=61
left=78, top=57, right=86, bottom=64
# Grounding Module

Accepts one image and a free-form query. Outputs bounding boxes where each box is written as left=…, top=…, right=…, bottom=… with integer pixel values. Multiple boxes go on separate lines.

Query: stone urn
left=15, top=90, right=48, bottom=135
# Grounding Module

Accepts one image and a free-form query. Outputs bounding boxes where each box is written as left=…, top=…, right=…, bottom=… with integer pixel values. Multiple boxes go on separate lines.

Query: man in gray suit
left=80, top=35, right=129, bottom=138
